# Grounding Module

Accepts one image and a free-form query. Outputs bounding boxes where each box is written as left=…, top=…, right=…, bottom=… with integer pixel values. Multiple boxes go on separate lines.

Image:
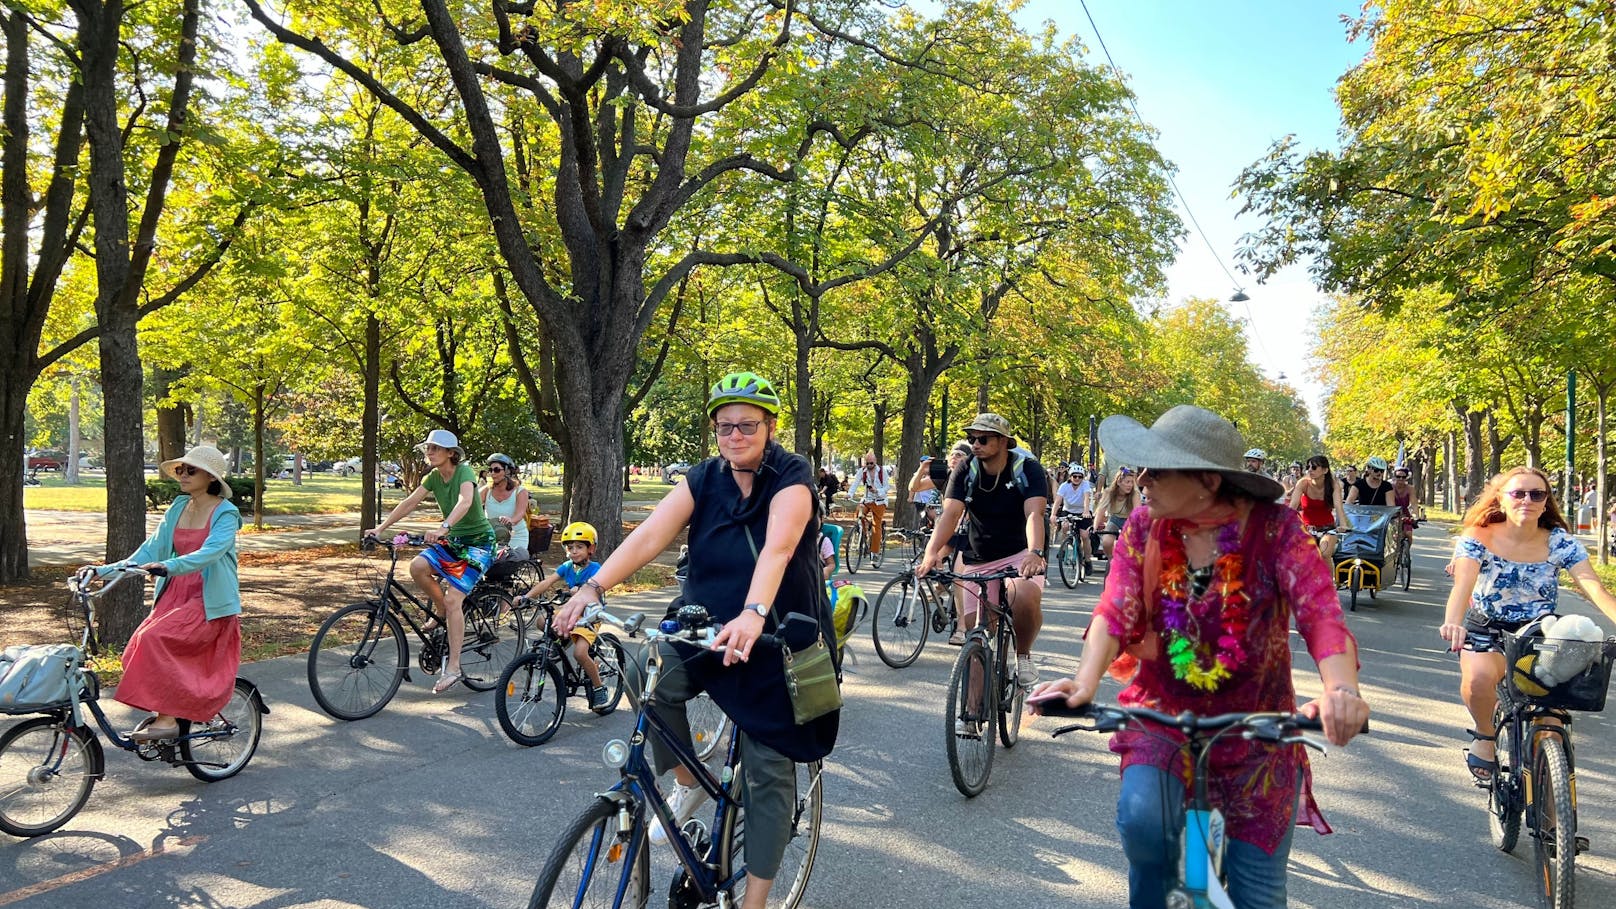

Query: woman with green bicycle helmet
left=557, top=370, right=837, bottom=908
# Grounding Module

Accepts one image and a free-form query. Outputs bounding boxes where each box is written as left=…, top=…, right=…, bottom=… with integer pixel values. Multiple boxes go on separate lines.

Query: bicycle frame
left=1498, top=694, right=1576, bottom=834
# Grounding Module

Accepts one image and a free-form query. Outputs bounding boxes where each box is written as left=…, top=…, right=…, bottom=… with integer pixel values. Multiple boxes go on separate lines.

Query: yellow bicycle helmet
left=707, top=371, right=781, bottom=417
left=559, top=521, right=597, bottom=546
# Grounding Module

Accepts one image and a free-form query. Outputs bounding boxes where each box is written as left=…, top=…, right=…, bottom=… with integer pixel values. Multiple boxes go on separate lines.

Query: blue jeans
left=1116, top=764, right=1298, bottom=909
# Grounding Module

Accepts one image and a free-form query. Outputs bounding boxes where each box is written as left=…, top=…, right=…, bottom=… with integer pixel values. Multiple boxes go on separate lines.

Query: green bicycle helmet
left=707, top=371, right=781, bottom=417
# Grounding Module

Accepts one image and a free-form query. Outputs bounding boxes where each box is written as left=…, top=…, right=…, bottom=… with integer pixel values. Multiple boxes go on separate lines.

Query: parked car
left=25, top=450, right=63, bottom=471
left=335, top=457, right=362, bottom=476
left=662, top=462, right=692, bottom=482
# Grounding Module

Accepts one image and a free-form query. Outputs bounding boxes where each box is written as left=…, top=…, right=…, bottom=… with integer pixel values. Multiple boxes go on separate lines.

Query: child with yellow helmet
left=522, top=521, right=610, bottom=708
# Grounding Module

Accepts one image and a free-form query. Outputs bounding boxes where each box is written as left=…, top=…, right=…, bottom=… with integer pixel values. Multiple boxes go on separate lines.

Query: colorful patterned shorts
left=421, top=537, right=494, bottom=595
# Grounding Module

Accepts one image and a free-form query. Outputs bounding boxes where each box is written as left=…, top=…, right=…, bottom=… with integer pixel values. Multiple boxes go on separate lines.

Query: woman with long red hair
left=1440, top=466, right=1616, bottom=785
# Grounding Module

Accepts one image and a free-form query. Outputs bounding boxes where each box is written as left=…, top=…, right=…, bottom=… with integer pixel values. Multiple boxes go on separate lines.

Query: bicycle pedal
left=1576, top=835, right=1591, bottom=854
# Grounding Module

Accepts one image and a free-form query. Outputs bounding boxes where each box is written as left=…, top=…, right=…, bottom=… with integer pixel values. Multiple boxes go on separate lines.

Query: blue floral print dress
left=1452, top=528, right=1589, bottom=625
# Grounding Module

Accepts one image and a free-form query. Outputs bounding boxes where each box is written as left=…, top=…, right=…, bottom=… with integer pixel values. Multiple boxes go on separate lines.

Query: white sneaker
left=649, top=783, right=710, bottom=846
left=1016, top=655, right=1039, bottom=686
left=954, top=717, right=982, bottom=738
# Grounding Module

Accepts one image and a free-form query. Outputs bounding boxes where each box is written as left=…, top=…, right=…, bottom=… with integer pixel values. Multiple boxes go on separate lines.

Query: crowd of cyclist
left=73, top=367, right=1616, bottom=909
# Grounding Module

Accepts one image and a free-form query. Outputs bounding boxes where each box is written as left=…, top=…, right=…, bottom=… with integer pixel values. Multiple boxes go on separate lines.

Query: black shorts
left=1462, top=613, right=1539, bottom=654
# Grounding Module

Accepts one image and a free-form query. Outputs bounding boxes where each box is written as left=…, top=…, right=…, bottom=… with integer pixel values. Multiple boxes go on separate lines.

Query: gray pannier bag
left=0, top=644, right=84, bottom=713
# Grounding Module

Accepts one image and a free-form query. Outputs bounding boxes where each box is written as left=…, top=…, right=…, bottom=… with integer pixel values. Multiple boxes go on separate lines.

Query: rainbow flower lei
left=1159, top=520, right=1251, bottom=692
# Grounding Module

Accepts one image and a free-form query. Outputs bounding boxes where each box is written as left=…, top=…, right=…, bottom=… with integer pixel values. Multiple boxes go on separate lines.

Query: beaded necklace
left=1158, top=520, right=1252, bottom=692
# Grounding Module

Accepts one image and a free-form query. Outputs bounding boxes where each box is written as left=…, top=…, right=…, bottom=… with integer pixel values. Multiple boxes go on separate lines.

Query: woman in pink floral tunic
left=1033, top=406, right=1370, bottom=909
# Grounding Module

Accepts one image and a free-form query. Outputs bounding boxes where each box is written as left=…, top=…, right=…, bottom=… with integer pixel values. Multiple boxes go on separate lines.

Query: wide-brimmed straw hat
left=161, top=444, right=232, bottom=499
left=1098, top=405, right=1284, bottom=502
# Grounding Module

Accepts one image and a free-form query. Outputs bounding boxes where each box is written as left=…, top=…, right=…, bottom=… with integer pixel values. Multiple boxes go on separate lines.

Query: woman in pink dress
left=1032, top=406, right=1371, bottom=909
left=101, top=444, right=242, bottom=742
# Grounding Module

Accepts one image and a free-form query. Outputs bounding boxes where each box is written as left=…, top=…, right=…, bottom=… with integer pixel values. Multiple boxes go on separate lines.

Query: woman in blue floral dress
left=1440, top=466, right=1616, bottom=784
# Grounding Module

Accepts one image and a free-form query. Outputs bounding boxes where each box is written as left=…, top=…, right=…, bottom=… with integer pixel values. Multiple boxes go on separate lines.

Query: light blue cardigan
left=103, top=496, right=243, bottom=620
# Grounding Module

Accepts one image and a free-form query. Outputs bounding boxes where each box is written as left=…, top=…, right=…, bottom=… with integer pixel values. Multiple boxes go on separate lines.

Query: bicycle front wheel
left=0, top=717, right=98, bottom=838
left=591, top=634, right=627, bottom=716
left=1399, top=543, right=1413, bottom=591
left=529, top=796, right=649, bottom=909
left=871, top=573, right=928, bottom=669
left=180, top=679, right=263, bottom=782
left=844, top=521, right=866, bottom=574
left=995, top=628, right=1023, bottom=749
left=460, top=591, right=523, bottom=691
left=496, top=650, right=567, bottom=747
left=1532, top=735, right=1576, bottom=909
left=719, top=760, right=824, bottom=909
left=307, top=600, right=408, bottom=720
left=945, top=637, right=996, bottom=797
left=1058, top=536, right=1079, bottom=588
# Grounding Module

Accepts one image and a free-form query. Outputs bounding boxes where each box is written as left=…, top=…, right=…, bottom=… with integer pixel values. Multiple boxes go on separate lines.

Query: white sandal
left=433, top=669, right=462, bottom=694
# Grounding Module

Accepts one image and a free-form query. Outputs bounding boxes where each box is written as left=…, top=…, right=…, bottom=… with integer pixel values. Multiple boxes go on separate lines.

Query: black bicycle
left=1389, top=519, right=1420, bottom=592
left=931, top=566, right=1028, bottom=796
left=1055, top=515, right=1091, bottom=588
left=869, top=549, right=957, bottom=669
left=0, top=567, right=268, bottom=837
left=494, top=593, right=634, bottom=746
left=305, top=533, right=524, bottom=720
left=529, top=604, right=823, bottom=909
left=1482, top=624, right=1616, bottom=909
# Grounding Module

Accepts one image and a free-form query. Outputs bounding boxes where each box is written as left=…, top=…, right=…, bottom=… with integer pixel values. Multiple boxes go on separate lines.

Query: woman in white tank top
left=481, top=453, right=530, bottom=559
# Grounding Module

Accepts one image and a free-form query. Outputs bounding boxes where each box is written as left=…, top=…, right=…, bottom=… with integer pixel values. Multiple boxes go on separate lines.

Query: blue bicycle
left=529, top=604, right=824, bottom=909
left=1042, top=701, right=1339, bottom=909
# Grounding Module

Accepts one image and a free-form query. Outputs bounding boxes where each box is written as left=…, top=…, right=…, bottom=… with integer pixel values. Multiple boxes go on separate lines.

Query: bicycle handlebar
left=361, top=532, right=428, bottom=551
left=1042, top=701, right=1366, bottom=752
left=643, top=603, right=807, bottom=652
left=924, top=566, right=1027, bottom=583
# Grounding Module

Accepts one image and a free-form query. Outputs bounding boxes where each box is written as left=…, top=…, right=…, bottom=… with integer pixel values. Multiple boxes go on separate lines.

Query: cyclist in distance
left=480, top=452, right=530, bottom=561
left=1032, top=405, right=1369, bottom=909
left=367, top=428, right=496, bottom=693
left=95, top=444, right=242, bottom=742
left=1346, top=455, right=1396, bottom=506
left=1288, top=455, right=1349, bottom=562
left=1052, top=464, right=1096, bottom=572
left=1243, top=447, right=1267, bottom=474
left=1391, top=465, right=1423, bottom=535
left=522, top=521, right=611, bottom=709
left=849, top=450, right=891, bottom=563
left=1093, top=468, right=1140, bottom=561
left=555, top=371, right=838, bottom=909
left=1438, top=467, right=1616, bottom=785
left=916, top=412, right=1049, bottom=684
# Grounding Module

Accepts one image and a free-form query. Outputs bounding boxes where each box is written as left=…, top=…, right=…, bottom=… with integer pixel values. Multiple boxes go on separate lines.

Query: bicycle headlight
left=602, top=739, right=629, bottom=769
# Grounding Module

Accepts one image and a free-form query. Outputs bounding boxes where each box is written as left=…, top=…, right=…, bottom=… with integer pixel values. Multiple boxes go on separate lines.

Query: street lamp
left=1229, top=288, right=1250, bottom=302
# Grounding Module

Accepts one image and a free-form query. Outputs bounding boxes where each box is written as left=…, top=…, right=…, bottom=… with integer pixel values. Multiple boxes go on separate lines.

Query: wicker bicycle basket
left=1501, top=629, right=1616, bottom=712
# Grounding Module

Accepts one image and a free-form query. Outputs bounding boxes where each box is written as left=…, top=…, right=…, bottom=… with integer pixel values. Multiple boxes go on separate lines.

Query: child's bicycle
left=494, top=591, right=638, bottom=746
left=528, top=604, right=823, bottom=909
left=0, top=566, right=269, bottom=838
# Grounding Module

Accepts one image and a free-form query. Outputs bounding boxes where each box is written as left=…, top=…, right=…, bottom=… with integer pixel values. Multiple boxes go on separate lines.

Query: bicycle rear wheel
left=871, top=573, right=928, bottom=669
left=1058, top=536, right=1079, bottom=589
left=0, top=717, right=98, bottom=838
left=945, top=636, right=996, bottom=797
left=529, top=796, right=649, bottom=909
left=995, top=627, right=1023, bottom=749
left=461, top=591, right=522, bottom=691
left=1489, top=706, right=1522, bottom=853
left=1399, top=542, right=1413, bottom=591
left=307, top=600, right=408, bottom=720
left=1532, top=735, right=1576, bottom=909
left=180, top=679, right=263, bottom=782
left=719, top=760, right=824, bottom=909
left=495, top=650, right=567, bottom=747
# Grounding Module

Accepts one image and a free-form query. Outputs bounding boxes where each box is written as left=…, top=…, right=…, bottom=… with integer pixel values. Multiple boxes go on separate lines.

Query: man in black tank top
left=1347, top=457, right=1396, bottom=507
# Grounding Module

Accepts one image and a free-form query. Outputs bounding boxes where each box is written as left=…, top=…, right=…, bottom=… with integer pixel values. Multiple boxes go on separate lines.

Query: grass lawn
left=24, top=471, right=679, bottom=516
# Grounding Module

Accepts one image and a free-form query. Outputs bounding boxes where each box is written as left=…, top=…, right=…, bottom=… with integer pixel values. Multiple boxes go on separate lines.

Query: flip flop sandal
left=433, top=669, right=463, bottom=694
left=1465, top=728, right=1498, bottom=787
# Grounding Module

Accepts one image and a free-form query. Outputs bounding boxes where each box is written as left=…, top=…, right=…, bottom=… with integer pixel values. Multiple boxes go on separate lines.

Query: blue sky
left=1009, top=1, right=1369, bottom=429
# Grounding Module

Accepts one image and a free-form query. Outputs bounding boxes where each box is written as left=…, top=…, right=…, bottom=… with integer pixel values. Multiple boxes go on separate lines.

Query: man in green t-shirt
left=368, top=428, right=496, bottom=692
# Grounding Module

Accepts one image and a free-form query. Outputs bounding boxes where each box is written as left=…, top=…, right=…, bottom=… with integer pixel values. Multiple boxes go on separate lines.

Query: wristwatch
left=743, top=602, right=769, bottom=618
left=1030, top=548, right=1045, bottom=559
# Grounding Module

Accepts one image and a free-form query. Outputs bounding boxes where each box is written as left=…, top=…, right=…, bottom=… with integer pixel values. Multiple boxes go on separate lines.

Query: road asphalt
left=3, top=523, right=1616, bottom=908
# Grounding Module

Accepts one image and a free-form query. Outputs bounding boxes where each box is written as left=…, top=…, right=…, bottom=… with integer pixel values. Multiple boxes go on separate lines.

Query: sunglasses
left=1394, top=472, right=1409, bottom=479
left=715, top=420, right=763, bottom=437
left=488, top=465, right=505, bottom=473
left=1368, top=468, right=1384, bottom=474
left=174, top=464, right=201, bottom=477
left=1504, top=488, right=1549, bottom=502
left=1116, top=467, right=1135, bottom=476
left=965, top=434, right=1000, bottom=446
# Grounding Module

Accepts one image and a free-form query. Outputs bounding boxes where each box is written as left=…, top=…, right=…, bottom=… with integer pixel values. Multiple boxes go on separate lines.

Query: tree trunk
left=65, top=376, right=82, bottom=484
left=894, top=371, right=930, bottom=531
left=360, top=311, right=380, bottom=531
left=154, top=365, right=188, bottom=461
left=1595, top=380, right=1609, bottom=563
left=1486, top=412, right=1503, bottom=476
left=1464, top=410, right=1485, bottom=509
left=1444, top=430, right=1458, bottom=513
left=872, top=401, right=889, bottom=467
left=252, top=382, right=266, bottom=529
left=792, top=321, right=813, bottom=456
left=0, top=381, right=29, bottom=578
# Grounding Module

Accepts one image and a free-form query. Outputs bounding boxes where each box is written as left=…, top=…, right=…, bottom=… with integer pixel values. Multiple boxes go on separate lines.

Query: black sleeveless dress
left=681, top=441, right=839, bottom=762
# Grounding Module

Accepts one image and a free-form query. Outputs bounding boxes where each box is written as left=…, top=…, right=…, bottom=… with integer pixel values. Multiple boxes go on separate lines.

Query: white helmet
left=1244, top=448, right=1267, bottom=461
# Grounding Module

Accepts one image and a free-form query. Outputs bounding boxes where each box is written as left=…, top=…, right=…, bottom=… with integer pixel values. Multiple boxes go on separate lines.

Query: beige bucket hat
left=961, top=413, right=1018, bottom=449
left=1097, top=405, right=1285, bottom=502
left=161, top=444, right=232, bottom=498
